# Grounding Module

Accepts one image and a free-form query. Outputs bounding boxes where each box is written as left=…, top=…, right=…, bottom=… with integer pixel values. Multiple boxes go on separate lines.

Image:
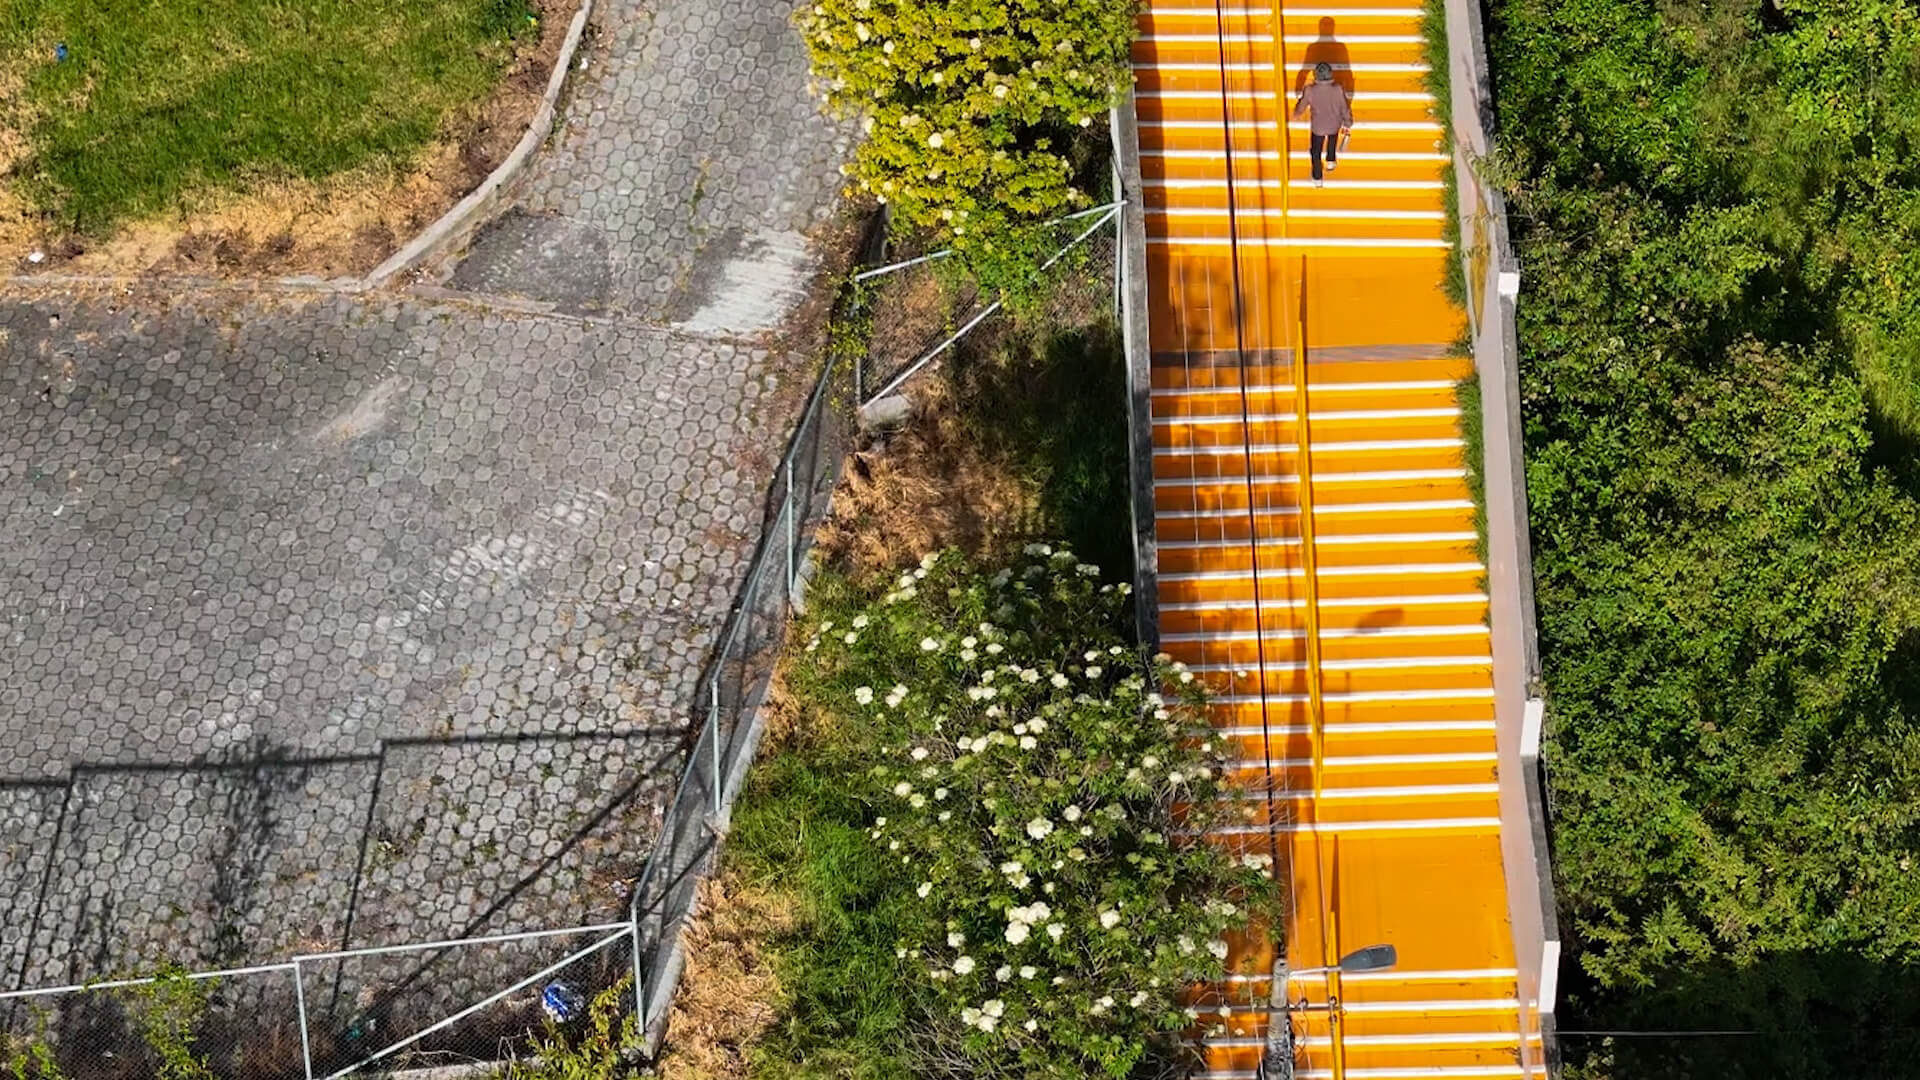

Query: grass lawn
left=0, top=0, right=537, bottom=237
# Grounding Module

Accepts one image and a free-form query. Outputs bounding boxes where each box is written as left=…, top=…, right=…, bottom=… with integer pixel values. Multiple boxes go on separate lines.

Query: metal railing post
left=292, top=960, right=315, bottom=1080
left=785, top=466, right=797, bottom=599
left=629, top=889, right=647, bottom=1040
left=710, top=678, right=723, bottom=814
left=1112, top=170, right=1124, bottom=321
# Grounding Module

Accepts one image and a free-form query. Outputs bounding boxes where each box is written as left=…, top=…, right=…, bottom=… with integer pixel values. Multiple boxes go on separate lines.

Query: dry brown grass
left=813, top=350, right=1041, bottom=578
left=651, top=871, right=798, bottom=1080
left=0, top=0, right=571, bottom=279
left=648, top=676, right=803, bottom=1079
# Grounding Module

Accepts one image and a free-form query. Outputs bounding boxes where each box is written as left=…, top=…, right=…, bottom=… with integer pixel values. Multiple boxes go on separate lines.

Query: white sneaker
left=1327, top=159, right=1338, bottom=172
left=1314, top=178, right=1324, bottom=188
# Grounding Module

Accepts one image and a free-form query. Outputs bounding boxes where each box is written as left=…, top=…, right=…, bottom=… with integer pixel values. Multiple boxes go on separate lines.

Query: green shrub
left=797, top=0, right=1134, bottom=259
left=502, top=979, right=639, bottom=1080
left=1487, top=0, right=1920, bottom=1072
left=130, top=971, right=214, bottom=1080
left=770, top=545, right=1275, bottom=1078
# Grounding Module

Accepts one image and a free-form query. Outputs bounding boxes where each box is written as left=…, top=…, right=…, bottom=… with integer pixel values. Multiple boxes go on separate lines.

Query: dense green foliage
left=735, top=549, right=1274, bottom=1078
left=798, top=0, right=1130, bottom=287
left=1489, top=0, right=1920, bottom=1073
left=0, top=0, right=536, bottom=234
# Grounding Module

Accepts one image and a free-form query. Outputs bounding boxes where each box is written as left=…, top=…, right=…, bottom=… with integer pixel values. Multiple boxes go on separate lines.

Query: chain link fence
left=0, top=204, right=1126, bottom=1074
left=0, top=922, right=635, bottom=1078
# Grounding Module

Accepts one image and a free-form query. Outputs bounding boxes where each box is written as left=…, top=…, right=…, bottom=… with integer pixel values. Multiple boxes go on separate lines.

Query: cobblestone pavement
left=0, top=288, right=812, bottom=988
left=443, top=0, right=852, bottom=324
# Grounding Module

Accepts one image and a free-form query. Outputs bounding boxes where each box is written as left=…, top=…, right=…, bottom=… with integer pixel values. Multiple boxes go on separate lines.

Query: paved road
left=443, top=0, right=850, bottom=324
left=0, top=0, right=849, bottom=995
left=0, top=287, right=815, bottom=990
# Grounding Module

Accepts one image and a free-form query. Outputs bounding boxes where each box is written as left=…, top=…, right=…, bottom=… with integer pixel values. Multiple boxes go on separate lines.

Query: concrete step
left=1153, top=472, right=1473, bottom=517
left=1215, top=728, right=1498, bottom=766
left=1136, top=7, right=1428, bottom=37
left=1153, top=404, right=1465, bottom=447
left=1208, top=689, right=1498, bottom=721
left=1132, top=35, right=1430, bottom=69
left=1141, top=147, right=1449, bottom=183
left=1150, top=355, right=1469, bottom=390
left=1149, top=209, right=1446, bottom=243
left=1152, top=377, right=1460, bottom=417
left=1160, top=621, right=1491, bottom=663
left=1212, top=749, right=1498, bottom=789
left=1160, top=580, right=1488, bottom=629
left=1185, top=652, right=1493, bottom=695
left=1153, top=499, right=1479, bottom=543
left=1156, top=531, right=1480, bottom=572
left=1138, top=87, right=1437, bottom=123
left=1137, top=62, right=1432, bottom=96
left=1159, top=561, right=1488, bottom=603
left=1153, top=440, right=1468, bottom=480
left=1138, top=120, right=1446, bottom=159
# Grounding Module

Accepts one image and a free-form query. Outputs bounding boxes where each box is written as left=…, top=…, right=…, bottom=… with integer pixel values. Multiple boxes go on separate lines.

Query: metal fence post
left=784, top=466, right=797, bottom=600
left=292, top=960, right=315, bottom=1080
left=853, top=315, right=865, bottom=405
left=628, top=891, right=647, bottom=1039
left=710, top=678, right=722, bottom=814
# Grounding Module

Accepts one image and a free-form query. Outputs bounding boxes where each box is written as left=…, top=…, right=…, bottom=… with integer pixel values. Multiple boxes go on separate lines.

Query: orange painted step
left=1154, top=502, right=1478, bottom=543
left=1136, top=89, right=1440, bottom=128
left=1159, top=596, right=1491, bottom=638
left=1153, top=475, right=1472, bottom=517
left=1146, top=252, right=1464, bottom=350
left=1286, top=969, right=1521, bottom=1006
left=1186, top=656, right=1493, bottom=697
left=1160, top=625, right=1492, bottom=665
left=1136, top=8, right=1430, bottom=37
left=1159, top=566, right=1488, bottom=607
left=1149, top=211, right=1446, bottom=244
left=1152, top=379, right=1461, bottom=418
left=1144, top=178, right=1446, bottom=214
left=1155, top=532, right=1480, bottom=573
left=1153, top=409, right=1466, bottom=449
left=1205, top=692, right=1498, bottom=730
left=1216, top=727, right=1498, bottom=767
left=1135, top=64, right=1432, bottom=96
left=1207, top=751, right=1498, bottom=791
left=1153, top=447, right=1469, bottom=482
left=1132, top=36, right=1429, bottom=70
left=1150, top=356, right=1472, bottom=390
left=1140, top=148, right=1448, bottom=184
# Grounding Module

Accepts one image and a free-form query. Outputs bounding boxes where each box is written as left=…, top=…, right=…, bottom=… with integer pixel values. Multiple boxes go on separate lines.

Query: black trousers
left=1310, top=132, right=1340, bottom=180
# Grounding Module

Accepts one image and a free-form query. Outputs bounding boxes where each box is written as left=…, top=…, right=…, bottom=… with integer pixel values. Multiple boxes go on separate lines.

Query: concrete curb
left=363, top=0, right=597, bottom=289
left=1109, top=101, right=1160, bottom=649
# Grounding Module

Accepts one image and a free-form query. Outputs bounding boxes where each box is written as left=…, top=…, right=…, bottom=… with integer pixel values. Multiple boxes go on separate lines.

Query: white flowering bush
left=791, top=545, right=1278, bottom=1078
left=796, top=0, right=1134, bottom=254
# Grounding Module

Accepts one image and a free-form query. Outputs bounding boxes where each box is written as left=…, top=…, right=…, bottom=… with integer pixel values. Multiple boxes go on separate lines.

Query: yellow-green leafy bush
left=798, top=0, right=1135, bottom=248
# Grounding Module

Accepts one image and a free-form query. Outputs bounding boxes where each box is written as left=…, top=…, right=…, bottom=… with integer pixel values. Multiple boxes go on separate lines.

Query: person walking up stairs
left=1294, top=61, right=1352, bottom=187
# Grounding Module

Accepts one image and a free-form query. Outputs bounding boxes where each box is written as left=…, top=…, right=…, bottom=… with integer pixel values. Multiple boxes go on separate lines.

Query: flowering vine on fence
left=791, top=545, right=1280, bottom=1078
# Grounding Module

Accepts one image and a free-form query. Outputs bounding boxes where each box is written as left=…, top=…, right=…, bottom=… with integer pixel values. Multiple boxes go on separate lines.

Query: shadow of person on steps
left=1293, top=18, right=1355, bottom=98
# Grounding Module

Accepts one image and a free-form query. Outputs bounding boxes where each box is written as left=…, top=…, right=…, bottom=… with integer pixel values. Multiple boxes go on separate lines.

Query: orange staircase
left=1129, top=2, right=1530, bottom=1077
